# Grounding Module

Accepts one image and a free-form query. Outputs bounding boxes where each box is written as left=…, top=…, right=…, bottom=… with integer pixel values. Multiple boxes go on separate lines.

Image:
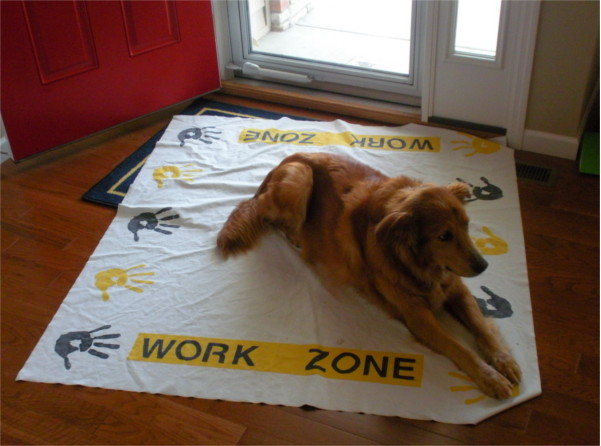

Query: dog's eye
left=438, top=231, right=453, bottom=242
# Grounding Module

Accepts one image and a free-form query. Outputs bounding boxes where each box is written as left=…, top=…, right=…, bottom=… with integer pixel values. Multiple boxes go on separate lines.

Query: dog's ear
left=375, top=212, right=415, bottom=246
left=446, top=182, right=471, bottom=203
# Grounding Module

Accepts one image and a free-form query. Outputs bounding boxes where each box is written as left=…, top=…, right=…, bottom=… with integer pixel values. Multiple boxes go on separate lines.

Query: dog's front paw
left=490, top=351, right=521, bottom=385
left=474, top=365, right=515, bottom=400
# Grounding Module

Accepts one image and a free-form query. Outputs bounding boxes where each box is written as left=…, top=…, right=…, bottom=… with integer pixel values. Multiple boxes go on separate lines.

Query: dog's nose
left=471, top=256, right=488, bottom=275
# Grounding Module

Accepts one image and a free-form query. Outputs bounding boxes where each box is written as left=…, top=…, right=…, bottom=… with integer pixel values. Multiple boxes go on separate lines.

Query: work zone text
left=239, top=128, right=440, bottom=152
left=128, top=333, right=424, bottom=387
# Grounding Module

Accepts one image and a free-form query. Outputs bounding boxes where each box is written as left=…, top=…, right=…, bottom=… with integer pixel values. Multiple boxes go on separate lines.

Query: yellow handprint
left=472, top=226, right=508, bottom=255
left=153, top=163, right=202, bottom=189
left=449, top=371, right=520, bottom=405
left=451, top=133, right=500, bottom=157
left=94, top=264, right=155, bottom=301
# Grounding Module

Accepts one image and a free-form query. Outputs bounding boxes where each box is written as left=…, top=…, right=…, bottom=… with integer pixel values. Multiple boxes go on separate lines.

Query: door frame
left=421, top=0, right=541, bottom=149
left=213, top=0, right=541, bottom=150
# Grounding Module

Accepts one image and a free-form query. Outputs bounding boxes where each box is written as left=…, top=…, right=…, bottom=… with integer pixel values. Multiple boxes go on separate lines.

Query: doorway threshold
left=219, top=79, right=421, bottom=126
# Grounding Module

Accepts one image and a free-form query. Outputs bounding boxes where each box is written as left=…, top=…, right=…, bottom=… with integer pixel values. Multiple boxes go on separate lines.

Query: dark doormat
left=83, top=98, right=308, bottom=207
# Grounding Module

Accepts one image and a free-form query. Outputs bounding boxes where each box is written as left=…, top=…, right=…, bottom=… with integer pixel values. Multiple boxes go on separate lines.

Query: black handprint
left=457, top=177, right=503, bottom=202
left=55, top=325, right=121, bottom=370
left=128, top=207, right=180, bottom=242
left=474, top=286, right=513, bottom=318
left=177, top=126, right=222, bottom=147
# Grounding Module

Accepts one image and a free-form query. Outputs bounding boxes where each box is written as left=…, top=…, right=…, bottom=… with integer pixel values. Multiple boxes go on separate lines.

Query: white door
left=422, top=0, right=541, bottom=148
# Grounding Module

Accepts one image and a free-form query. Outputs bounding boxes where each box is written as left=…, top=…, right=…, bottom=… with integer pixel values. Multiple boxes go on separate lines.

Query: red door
left=1, top=1, right=220, bottom=160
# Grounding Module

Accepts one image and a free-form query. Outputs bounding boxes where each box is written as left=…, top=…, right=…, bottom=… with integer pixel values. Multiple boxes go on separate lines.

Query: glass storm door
left=226, top=0, right=422, bottom=104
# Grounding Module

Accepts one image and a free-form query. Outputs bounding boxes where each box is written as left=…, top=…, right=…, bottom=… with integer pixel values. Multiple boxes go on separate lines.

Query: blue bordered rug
left=83, top=99, right=308, bottom=207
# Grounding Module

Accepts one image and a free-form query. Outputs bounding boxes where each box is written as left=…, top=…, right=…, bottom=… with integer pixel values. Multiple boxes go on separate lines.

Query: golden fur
left=217, top=152, right=521, bottom=398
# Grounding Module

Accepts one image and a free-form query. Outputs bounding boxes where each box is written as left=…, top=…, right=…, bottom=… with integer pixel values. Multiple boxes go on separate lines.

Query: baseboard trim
left=522, top=129, right=580, bottom=160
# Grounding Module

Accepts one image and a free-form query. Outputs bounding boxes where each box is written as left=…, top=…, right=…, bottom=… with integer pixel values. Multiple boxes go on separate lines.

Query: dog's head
left=375, top=182, right=488, bottom=277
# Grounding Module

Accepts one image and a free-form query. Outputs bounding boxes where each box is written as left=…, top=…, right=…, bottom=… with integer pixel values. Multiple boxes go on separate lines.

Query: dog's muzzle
left=471, top=255, right=489, bottom=276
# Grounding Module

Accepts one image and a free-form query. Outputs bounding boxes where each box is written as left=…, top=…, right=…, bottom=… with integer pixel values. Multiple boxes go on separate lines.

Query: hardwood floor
left=2, top=93, right=599, bottom=445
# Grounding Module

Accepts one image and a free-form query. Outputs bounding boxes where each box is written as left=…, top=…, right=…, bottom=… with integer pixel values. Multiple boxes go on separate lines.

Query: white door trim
left=503, top=0, right=541, bottom=149
left=420, top=0, right=439, bottom=124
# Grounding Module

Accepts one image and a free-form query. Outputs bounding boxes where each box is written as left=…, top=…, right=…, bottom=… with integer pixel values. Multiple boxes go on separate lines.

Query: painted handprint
left=472, top=226, right=508, bottom=255
left=128, top=207, right=180, bottom=242
left=152, top=164, right=202, bottom=189
left=177, top=126, right=222, bottom=147
left=94, top=264, right=155, bottom=301
left=451, top=133, right=500, bottom=156
left=449, top=371, right=519, bottom=405
left=456, top=177, right=503, bottom=202
left=474, top=286, right=513, bottom=318
left=55, top=325, right=120, bottom=370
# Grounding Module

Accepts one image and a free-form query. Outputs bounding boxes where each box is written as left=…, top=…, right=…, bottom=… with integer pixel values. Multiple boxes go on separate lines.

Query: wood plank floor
left=2, top=93, right=599, bottom=445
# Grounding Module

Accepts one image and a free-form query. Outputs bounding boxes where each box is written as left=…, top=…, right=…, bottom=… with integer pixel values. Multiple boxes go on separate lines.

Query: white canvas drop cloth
left=17, top=116, right=541, bottom=424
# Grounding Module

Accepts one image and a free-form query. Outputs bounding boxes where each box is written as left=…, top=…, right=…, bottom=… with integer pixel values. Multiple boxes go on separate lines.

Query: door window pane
left=248, top=0, right=413, bottom=75
left=453, top=0, right=502, bottom=59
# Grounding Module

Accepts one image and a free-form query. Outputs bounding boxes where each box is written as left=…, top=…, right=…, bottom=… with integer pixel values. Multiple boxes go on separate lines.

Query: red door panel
left=121, top=1, right=180, bottom=56
left=1, top=1, right=220, bottom=160
left=22, top=1, right=99, bottom=84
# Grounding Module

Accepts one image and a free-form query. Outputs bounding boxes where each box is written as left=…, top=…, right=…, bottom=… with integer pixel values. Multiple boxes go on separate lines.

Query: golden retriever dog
left=217, top=152, right=521, bottom=399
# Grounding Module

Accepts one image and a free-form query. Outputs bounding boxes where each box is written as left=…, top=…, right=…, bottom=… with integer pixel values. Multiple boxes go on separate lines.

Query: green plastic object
left=579, top=131, right=599, bottom=175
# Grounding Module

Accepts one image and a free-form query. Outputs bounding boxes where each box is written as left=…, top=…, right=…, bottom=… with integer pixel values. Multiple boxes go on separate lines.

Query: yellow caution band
left=128, top=333, right=424, bottom=387
left=239, top=128, right=440, bottom=152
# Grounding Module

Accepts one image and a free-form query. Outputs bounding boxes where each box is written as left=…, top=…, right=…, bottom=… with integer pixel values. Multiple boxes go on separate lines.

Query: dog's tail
left=216, top=198, right=269, bottom=258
